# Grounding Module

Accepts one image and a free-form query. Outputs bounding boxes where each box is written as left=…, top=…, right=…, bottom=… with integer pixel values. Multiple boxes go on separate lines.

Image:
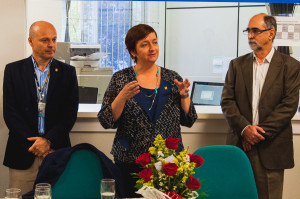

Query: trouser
left=247, top=147, right=284, bottom=199
left=9, top=157, right=43, bottom=195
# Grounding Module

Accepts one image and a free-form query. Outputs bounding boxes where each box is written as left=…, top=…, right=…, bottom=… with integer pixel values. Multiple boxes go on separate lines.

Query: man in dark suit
left=3, top=21, right=79, bottom=194
left=221, top=14, right=300, bottom=199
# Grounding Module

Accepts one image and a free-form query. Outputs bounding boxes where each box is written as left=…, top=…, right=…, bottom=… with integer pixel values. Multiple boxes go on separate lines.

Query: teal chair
left=51, top=150, right=103, bottom=199
left=193, top=145, right=258, bottom=199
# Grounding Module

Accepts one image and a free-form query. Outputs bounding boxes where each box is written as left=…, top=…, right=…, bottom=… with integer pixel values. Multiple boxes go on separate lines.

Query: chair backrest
left=52, top=150, right=103, bottom=199
left=193, top=145, right=258, bottom=199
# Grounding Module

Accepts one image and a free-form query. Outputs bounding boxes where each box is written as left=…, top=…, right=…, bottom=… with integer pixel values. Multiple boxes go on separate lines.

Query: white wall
left=25, top=0, right=66, bottom=57
left=0, top=0, right=26, bottom=197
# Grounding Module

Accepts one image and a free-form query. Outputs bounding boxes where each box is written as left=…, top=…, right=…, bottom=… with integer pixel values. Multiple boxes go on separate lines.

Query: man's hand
left=243, top=125, right=265, bottom=145
left=28, top=137, right=51, bottom=157
left=42, top=149, right=55, bottom=158
left=242, top=140, right=252, bottom=152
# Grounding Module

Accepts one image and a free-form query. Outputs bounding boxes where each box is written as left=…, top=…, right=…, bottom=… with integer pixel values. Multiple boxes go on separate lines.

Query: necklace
left=133, top=65, right=160, bottom=110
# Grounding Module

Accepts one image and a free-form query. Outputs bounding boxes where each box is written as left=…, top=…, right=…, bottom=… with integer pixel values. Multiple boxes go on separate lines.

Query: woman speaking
left=98, top=24, right=197, bottom=197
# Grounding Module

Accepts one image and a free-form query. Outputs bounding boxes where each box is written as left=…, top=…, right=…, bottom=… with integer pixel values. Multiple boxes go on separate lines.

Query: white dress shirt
left=241, top=47, right=275, bottom=135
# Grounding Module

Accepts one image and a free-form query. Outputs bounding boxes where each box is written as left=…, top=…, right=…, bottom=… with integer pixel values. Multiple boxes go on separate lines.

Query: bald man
left=3, top=21, right=79, bottom=194
left=221, top=14, right=300, bottom=199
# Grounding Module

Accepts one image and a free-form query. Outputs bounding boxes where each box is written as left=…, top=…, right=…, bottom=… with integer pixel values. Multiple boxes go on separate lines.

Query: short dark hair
left=125, top=24, right=157, bottom=63
left=264, top=15, right=277, bottom=41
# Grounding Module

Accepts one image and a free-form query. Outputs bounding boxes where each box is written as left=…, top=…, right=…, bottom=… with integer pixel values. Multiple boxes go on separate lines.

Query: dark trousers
left=115, top=160, right=143, bottom=198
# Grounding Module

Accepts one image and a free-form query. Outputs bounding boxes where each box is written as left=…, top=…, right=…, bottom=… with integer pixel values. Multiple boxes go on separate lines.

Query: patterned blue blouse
left=98, top=67, right=198, bottom=163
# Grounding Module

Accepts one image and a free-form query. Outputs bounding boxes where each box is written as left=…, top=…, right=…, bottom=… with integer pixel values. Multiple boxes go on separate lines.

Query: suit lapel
left=25, top=57, right=38, bottom=102
left=241, top=53, right=253, bottom=105
left=260, top=50, right=282, bottom=101
left=46, top=59, right=59, bottom=101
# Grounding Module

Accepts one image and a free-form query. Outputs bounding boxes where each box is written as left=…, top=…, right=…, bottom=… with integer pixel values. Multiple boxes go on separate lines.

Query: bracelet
left=180, top=93, right=189, bottom=99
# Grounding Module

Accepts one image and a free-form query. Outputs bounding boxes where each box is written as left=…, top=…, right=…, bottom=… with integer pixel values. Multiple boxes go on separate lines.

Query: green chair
left=193, top=145, right=258, bottom=199
left=51, top=150, right=103, bottom=199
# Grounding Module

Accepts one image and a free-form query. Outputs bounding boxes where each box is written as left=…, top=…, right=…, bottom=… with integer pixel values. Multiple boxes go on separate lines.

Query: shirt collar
left=252, top=47, right=275, bottom=63
left=31, top=56, right=53, bottom=71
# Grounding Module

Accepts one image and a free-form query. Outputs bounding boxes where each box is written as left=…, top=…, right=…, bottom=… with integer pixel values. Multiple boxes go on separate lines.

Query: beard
left=248, top=40, right=262, bottom=51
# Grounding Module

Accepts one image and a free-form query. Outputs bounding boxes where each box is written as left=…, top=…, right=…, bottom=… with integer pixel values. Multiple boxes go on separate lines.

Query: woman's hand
left=119, top=81, right=140, bottom=102
left=174, top=78, right=191, bottom=114
left=174, top=78, right=190, bottom=96
left=111, top=81, right=140, bottom=122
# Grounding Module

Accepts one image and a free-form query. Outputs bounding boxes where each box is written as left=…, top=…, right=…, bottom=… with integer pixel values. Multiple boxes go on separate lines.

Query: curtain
left=65, top=0, right=71, bottom=42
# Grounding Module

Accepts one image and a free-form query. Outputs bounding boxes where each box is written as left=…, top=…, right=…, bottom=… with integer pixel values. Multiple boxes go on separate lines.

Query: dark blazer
left=221, top=50, right=300, bottom=169
left=98, top=67, right=198, bottom=163
left=22, top=143, right=125, bottom=199
left=3, top=57, right=79, bottom=170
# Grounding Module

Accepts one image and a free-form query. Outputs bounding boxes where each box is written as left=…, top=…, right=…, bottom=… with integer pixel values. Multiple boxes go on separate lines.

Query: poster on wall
left=212, top=56, right=234, bottom=81
left=273, top=16, right=300, bottom=46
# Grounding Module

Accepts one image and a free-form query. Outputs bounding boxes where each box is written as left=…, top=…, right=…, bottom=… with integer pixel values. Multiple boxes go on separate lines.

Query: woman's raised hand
left=119, top=80, right=140, bottom=101
left=174, top=78, right=190, bottom=96
left=111, top=81, right=139, bottom=122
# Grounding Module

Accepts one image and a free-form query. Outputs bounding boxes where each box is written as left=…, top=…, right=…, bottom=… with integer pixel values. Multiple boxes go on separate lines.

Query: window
left=68, top=1, right=132, bottom=72
left=66, top=0, right=165, bottom=104
left=68, top=0, right=165, bottom=73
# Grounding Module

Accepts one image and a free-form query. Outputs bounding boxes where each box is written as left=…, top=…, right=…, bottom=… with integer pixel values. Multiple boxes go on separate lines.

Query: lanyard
left=34, top=69, right=50, bottom=101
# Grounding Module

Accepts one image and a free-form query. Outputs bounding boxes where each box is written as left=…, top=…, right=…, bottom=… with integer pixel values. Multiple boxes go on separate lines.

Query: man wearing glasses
left=221, top=13, right=300, bottom=199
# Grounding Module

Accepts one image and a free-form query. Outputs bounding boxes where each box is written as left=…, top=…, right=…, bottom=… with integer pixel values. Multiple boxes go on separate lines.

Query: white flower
left=158, top=173, right=163, bottom=179
left=183, top=155, right=190, bottom=162
left=155, top=161, right=162, bottom=171
left=164, top=155, right=175, bottom=163
left=157, top=151, right=164, bottom=158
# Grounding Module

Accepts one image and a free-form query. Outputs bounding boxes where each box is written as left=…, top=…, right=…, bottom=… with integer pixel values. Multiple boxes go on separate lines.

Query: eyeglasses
left=243, top=28, right=272, bottom=36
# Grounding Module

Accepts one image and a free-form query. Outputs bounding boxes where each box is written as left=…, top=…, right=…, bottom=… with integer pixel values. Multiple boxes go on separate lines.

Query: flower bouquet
left=134, top=134, right=204, bottom=199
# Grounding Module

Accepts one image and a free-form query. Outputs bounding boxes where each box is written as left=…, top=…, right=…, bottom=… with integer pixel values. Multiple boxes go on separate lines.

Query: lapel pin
left=165, top=86, right=168, bottom=90
left=55, top=68, right=58, bottom=72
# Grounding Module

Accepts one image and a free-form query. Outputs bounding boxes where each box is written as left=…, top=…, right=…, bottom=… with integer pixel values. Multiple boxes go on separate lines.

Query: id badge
left=38, top=101, right=46, bottom=117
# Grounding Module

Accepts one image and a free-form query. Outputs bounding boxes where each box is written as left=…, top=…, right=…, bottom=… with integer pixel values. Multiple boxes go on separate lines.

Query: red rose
left=186, top=176, right=201, bottom=191
left=163, top=163, right=178, bottom=176
left=136, top=152, right=151, bottom=166
left=188, top=154, right=204, bottom=168
left=165, top=137, right=180, bottom=149
left=139, top=168, right=152, bottom=182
